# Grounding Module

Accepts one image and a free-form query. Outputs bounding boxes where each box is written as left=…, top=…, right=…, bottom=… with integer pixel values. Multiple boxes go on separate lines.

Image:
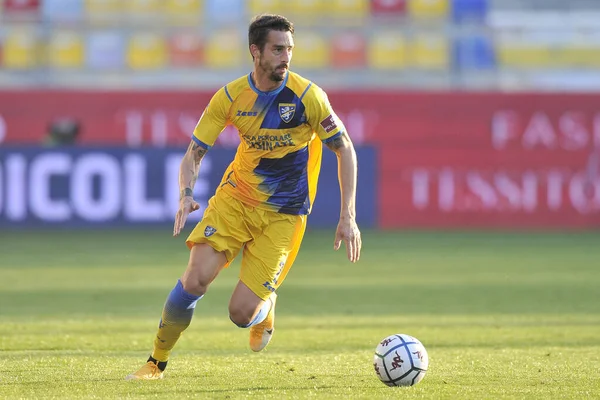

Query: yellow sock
left=151, top=280, right=201, bottom=361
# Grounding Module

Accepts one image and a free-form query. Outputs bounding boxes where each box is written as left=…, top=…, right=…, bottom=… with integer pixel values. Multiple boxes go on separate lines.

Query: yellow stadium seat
left=47, top=30, right=84, bottom=69
left=555, top=43, right=600, bottom=69
left=288, top=0, right=325, bottom=25
left=248, top=0, right=282, bottom=16
left=84, top=0, right=123, bottom=25
left=125, top=0, right=163, bottom=23
left=407, top=0, right=449, bottom=20
left=410, top=33, right=449, bottom=70
left=165, top=0, right=202, bottom=26
left=127, top=33, right=167, bottom=70
left=291, top=32, right=329, bottom=69
left=204, top=30, right=243, bottom=69
left=497, top=43, right=552, bottom=69
left=367, top=31, right=409, bottom=70
left=328, top=0, right=369, bottom=21
left=2, top=28, right=40, bottom=69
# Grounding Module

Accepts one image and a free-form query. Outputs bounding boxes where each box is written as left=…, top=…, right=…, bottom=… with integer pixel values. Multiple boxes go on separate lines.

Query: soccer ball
left=373, top=333, right=429, bottom=387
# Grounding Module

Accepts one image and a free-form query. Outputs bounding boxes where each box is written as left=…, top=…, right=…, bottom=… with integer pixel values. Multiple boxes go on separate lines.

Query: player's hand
left=173, top=196, right=200, bottom=237
left=334, top=216, right=361, bottom=263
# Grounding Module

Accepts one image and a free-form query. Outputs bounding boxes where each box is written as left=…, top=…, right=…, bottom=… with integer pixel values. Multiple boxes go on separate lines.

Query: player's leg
left=228, top=280, right=273, bottom=329
left=228, top=212, right=306, bottom=351
left=125, top=243, right=228, bottom=381
left=126, top=191, right=247, bottom=380
left=150, top=244, right=227, bottom=363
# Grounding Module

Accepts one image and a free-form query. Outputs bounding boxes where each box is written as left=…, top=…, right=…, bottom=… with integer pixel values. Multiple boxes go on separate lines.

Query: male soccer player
left=126, top=14, right=361, bottom=380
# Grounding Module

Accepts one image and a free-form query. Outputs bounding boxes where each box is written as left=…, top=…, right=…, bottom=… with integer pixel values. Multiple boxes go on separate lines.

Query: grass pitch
left=0, top=228, right=599, bottom=399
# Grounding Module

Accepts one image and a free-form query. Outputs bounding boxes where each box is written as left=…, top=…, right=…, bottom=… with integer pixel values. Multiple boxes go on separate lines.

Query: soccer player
left=125, top=14, right=361, bottom=380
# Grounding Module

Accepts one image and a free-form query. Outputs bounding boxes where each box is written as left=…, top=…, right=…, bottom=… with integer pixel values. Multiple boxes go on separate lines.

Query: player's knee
left=180, top=275, right=209, bottom=296
left=228, top=306, right=254, bottom=328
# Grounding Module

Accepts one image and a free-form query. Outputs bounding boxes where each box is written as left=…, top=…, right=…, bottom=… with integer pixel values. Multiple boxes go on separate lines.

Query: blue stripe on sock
left=162, top=280, right=202, bottom=325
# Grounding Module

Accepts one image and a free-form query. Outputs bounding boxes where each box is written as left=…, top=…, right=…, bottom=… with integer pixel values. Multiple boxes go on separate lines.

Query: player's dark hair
left=248, top=14, right=294, bottom=60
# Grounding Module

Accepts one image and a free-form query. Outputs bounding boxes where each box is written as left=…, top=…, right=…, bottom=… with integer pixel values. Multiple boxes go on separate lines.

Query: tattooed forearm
left=325, top=132, right=350, bottom=153
left=192, top=143, right=208, bottom=162
left=179, top=141, right=209, bottom=200
left=180, top=187, right=194, bottom=199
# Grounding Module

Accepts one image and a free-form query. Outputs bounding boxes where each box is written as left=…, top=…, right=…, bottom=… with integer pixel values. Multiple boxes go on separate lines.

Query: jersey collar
left=247, top=71, right=289, bottom=97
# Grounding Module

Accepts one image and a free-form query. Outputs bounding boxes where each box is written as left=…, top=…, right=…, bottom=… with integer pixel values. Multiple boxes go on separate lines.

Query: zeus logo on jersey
left=236, top=110, right=258, bottom=117
left=279, top=103, right=296, bottom=123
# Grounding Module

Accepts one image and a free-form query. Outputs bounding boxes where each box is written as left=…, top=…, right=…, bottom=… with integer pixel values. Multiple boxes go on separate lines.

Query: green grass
left=0, top=228, right=599, bottom=399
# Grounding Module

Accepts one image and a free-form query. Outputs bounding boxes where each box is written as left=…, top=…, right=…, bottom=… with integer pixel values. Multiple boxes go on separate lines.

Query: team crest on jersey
left=204, top=226, right=217, bottom=237
left=279, top=103, right=296, bottom=123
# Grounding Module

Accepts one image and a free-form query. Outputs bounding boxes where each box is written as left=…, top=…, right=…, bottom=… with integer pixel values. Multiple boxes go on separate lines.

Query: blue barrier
left=0, top=146, right=376, bottom=229
left=453, top=34, right=496, bottom=71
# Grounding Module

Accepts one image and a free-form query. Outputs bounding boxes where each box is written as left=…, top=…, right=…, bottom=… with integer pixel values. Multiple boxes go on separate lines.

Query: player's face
left=258, top=30, right=294, bottom=82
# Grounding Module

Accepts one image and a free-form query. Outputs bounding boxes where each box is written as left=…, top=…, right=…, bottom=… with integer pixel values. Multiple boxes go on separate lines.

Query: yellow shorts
left=186, top=190, right=307, bottom=300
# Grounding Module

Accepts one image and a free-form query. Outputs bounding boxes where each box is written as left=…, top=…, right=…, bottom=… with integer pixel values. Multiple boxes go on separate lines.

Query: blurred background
left=2, top=0, right=600, bottom=90
left=0, top=0, right=599, bottom=230
left=1, top=4, right=599, bottom=397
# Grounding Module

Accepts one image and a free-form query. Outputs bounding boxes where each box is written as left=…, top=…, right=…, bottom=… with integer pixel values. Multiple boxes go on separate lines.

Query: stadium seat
left=370, top=0, right=406, bottom=16
left=328, top=0, right=369, bottom=25
left=289, top=0, right=326, bottom=25
left=41, top=0, right=84, bottom=23
left=290, top=32, right=329, bottom=69
left=168, top=32, right=204, bottom=67
left=367, top=31, right=409, bottom=70
left=84, top=0, right=123, bottom=25
left=204, top=0, right=244, bottom=23
left=165, top=0, right=202, bottom=26
left=554, top=42, right=600, bottom=69
left=47, top=30, right=85, bottom=69
left=410, top=33, right=450, bottom=70
left=125, top=0, right=163, bottom=24
left=1, top=28, right=40, bottom=69
left=451, top=0, right=487, bottom=23
left=331, top=32, right=367, bottom=68
left=85, top=31, right=125, bottom=69
left=247, top=0, right=282, bottom=16
left=407, top=0, right=449, bottom=20
left=3, top=0, right=40, bottom=21
left=453, top=34, right=495, bottom=70
left=203, top=30, right=243, bottom=69
left=576, top=45, right=600, bottom=68
left=126, top=32, right=167, bottom=70
left=496, top=41, right=552, bottom=69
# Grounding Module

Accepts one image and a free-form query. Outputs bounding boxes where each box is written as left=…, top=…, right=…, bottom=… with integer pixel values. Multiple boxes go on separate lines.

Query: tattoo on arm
left=180, top=187, right=194, bottom=199
left=191, top=142, right=208, bottom=162
left=325, top=132, right=349, bottom=153
left=180, top=141, right=208, bottom=200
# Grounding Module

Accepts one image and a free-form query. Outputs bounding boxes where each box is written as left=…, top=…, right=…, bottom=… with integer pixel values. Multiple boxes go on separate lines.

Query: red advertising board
left=1, top=90, right=599, bottom=228
left=380, top=148, right=600, bottom=229
left=369, top=92, right=600, bottom=229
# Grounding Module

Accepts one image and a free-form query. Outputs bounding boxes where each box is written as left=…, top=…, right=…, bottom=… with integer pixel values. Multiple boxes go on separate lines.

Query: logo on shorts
left=262, top=281, right=276, bottom=292
left=204, top=226, right=217, bottom=237
left=279, top=103, right=296, bottom=123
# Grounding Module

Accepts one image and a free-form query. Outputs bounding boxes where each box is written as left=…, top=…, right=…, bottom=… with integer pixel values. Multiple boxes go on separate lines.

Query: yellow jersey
left=192, top=71, right=345, bottom=215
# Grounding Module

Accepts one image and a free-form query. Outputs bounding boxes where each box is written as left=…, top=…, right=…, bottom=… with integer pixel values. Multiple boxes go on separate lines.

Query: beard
left=259, top=57, right=286, bottom=82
